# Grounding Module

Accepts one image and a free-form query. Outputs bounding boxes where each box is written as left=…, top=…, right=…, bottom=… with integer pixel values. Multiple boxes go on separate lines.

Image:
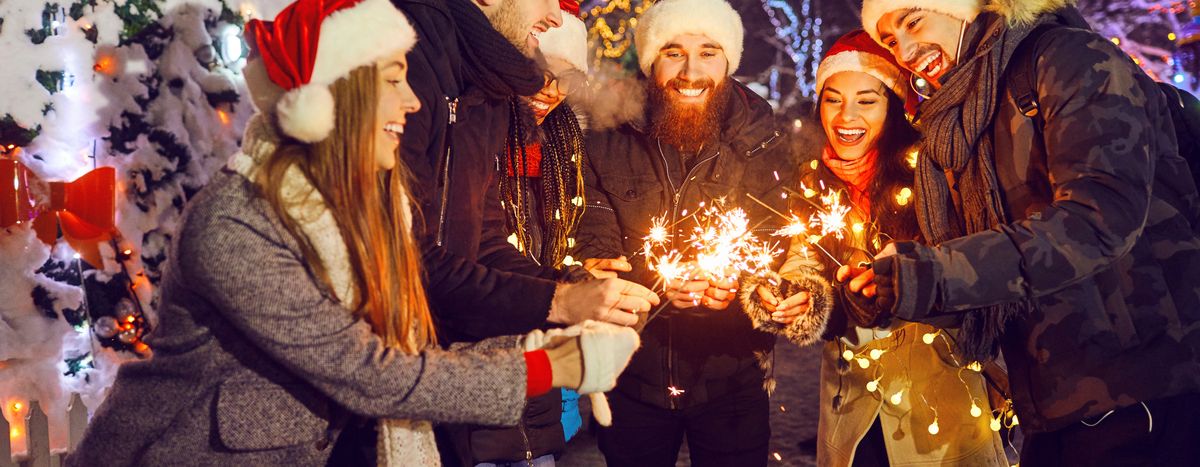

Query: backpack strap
left=1005, top=23, right=1068, bottom=124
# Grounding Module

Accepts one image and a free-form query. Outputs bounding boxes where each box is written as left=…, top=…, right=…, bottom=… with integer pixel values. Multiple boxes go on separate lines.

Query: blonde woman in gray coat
left=66, top=1, right=638, bottom=465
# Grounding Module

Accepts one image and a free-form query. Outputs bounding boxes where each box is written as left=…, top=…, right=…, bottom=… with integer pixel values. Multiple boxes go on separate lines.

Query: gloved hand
left=524, top=321, right=640, bottom=426
left=525, top=320, right=640, bottom=393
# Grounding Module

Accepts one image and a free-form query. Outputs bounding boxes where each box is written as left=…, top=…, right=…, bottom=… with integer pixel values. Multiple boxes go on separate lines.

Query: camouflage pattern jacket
left=882, top=0, right=1200, bottom=433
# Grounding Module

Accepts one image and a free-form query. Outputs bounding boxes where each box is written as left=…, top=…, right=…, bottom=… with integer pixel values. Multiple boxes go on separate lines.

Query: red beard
left=646, top=77, right=731, bottom=154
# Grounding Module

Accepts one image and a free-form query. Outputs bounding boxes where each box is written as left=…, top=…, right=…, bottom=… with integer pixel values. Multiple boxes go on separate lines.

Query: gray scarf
left=914, top=13, right=1050, bottom=363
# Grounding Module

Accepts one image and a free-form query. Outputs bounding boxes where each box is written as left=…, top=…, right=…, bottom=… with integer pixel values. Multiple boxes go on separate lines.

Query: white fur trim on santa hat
left=277, top=84, right=336, bottom=143
left=276, top=0, right=418, bottom=142
left=861, top=0, right=983, bottom=43
left=535, top=13, right=589, bottom=73
left=634, top=0, right=743, bottom=77
left=815, top=50, right=908, bottom=100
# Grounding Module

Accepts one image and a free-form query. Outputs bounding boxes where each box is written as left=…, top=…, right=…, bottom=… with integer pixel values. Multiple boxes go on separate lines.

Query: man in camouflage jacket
left=848, top=0, right=1200, bottom=464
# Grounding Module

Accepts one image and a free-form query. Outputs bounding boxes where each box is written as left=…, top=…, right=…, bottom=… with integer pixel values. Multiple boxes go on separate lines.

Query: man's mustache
left=664, top=78, right=715, bottom=92
left=903, top=44, right=942, bottom=73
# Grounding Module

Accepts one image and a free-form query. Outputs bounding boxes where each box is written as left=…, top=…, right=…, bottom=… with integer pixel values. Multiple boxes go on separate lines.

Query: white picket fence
left=1, top=396, right=88, bottom=467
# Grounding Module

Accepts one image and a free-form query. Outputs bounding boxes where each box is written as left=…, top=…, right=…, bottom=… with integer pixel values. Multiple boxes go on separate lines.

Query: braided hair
left=497, top=98, right=587, bottom=267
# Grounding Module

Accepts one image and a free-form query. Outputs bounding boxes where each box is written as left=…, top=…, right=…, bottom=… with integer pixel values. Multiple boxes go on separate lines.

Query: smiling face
left=528, top=57, right=579, bottom=124
left=820, top=71, right=889, bottom=168
left=651, top=33, right=729, bottom=107
left=876, top=9, right=965, bottom=88
left=374, top=49, right=421, bottom=171
left=482, top=0, right=563, bottom=56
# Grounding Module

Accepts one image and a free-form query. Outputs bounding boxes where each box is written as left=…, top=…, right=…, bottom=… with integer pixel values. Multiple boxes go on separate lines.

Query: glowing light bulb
left=1169, top=32, right=1178, bottom=41
left=12, top=402, right=22, bottom=412
left=842, top=349, right=855, bottom=361
left=966, top=361, right=983, bottom=372
left=890, top=391, right=903, bottom=405
left=990, top=417, right=1003, bottom=432
left=865, top=380, right=879, bottom=392
left=915, top=77, right=928, bottom=88
left=1011, top=414, right=1019, bottom=426
left=1111, top=37, right=1121, bottom=45
left=869, top=349, right=884, bottom=360
left=922, top=332, right=937, bottom=344
left=852, top=223, right=864, bottom=234
left=970, top=403, right=983, bottom=418
left=72, top=253, right=81, bottom=260
left=927, top=420, right=940, bottom=435
left=856, top=358, right=870, bottom=369
left=571, top=196, right=583, bottom=206
left=809, top=160, right=819, bottom=170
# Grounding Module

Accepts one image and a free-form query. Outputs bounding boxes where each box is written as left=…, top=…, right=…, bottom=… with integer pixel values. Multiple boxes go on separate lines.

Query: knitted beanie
left=634, top=0, right=743, bottom=76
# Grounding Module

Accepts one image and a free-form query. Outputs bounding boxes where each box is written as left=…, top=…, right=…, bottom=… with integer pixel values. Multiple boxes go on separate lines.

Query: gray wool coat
left=66, top=170, right=529, bottom=466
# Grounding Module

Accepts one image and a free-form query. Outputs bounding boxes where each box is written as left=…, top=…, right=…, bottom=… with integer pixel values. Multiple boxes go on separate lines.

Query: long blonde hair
left=258, top=65, right=435, bottom=353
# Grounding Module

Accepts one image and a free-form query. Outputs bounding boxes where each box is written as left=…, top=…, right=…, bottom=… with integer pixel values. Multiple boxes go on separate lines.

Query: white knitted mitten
left=522, top=320, right=640, bottom=426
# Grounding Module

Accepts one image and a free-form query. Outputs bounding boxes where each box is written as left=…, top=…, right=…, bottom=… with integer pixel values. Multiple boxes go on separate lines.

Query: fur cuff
left=739, top=271, right=834, bottom=346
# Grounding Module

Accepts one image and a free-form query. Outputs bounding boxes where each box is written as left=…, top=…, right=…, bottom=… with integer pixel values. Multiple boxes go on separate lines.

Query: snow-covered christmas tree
left=0, top=0, right=286, bottom=458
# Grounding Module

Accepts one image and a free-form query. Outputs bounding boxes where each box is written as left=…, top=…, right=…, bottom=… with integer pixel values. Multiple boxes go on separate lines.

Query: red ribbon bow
left=2, top=158, right=116, bottom=266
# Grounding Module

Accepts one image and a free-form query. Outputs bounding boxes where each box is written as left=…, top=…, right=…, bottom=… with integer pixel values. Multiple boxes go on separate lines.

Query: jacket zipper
left=518, top=414, right=534, bottom=466
left=436, top=97, right=459, bottom=246
left=651, top=129, right=779, bottom=408
left=656, top=141, right=719, bottom=410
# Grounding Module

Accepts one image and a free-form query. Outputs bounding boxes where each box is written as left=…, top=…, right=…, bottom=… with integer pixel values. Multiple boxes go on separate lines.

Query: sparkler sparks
left=641, top=199, right=779, bottom=290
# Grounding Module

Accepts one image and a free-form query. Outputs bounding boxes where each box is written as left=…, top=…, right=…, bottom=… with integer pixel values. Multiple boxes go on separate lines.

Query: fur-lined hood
left=987, top=0, right=1076, bottom=26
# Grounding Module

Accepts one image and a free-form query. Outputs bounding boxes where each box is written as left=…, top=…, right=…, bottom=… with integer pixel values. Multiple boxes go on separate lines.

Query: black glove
left=836, top=283, right=891, bottom=329
left=870, top=241, right=942, bottom=321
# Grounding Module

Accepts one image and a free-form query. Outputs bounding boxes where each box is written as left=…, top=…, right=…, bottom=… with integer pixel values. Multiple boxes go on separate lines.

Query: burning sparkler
left=639, top=199, right=780, bottom=326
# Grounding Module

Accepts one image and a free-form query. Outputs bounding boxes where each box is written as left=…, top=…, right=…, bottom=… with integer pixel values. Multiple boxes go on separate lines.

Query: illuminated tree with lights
left=1075, top=0, right=1194, bottom=91
left=1, top=0, right=267, bottom=457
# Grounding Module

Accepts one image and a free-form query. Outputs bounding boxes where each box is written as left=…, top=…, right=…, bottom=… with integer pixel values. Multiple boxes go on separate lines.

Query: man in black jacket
left=572, top=0, right=798, bottom=464
left=328, top=0, right=660, bottom=465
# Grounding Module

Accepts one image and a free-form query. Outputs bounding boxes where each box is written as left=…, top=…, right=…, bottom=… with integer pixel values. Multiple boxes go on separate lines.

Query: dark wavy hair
left=809, top=91, right=922, bottom=255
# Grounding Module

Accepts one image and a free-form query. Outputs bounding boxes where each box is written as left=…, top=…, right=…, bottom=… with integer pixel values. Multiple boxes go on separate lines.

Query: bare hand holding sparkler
left=550, top=279, right=661, bottom=327
left=583, top=256, right=633, bottom=279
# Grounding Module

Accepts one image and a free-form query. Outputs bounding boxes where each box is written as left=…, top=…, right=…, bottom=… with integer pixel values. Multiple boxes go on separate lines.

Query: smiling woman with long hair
left=65, top=1, right=637, bottom=465
left=743, top=31, right=1007, bottom=467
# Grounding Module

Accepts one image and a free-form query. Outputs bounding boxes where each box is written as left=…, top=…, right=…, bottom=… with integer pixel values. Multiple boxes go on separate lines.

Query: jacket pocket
left=216, top=381, right=330, bottom=451
left=599, top=175, right=663, bottom=203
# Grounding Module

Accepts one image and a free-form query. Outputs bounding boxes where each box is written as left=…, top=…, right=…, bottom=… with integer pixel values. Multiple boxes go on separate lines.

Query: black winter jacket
left=394, top=0, right=569, bottom=344
left=574, top=81, right=799, bottom=409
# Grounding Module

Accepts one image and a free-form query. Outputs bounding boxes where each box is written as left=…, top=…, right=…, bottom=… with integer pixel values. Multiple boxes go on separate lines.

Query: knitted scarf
left=913, top=12, right=1050, bottom=363
left=446, top=0, right=544, bottom=98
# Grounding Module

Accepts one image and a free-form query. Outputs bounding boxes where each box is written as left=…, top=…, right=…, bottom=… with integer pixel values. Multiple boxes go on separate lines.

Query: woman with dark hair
left=457, top=7, right=602, bottom=467
left=742, top=31, right=1007, bottom=466
left=66, top=1, right=638, bottom=465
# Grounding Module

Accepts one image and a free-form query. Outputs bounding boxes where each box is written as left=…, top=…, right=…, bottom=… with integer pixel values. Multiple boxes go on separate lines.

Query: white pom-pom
left=276, top=85, right=335, bottom=143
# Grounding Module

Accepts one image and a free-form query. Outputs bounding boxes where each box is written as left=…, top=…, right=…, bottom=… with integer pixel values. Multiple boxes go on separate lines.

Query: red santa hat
left=860, top=0, right=983, bottom=44
left=816, top=30, right=917, bottom=114
left=634, top=0, right=744, bottom=77
left=247, top=0, right=418, bottom=143
left=534, top=8, right=589, bottom=73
